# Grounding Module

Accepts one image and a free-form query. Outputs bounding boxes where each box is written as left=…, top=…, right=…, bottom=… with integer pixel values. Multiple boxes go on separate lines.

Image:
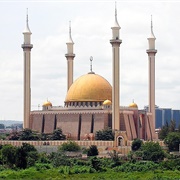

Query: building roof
left=65, top=72, right=112, bottom=102
left=129, top=101, right=138, bottom=108
left=43, top=100, right=52, bottom=107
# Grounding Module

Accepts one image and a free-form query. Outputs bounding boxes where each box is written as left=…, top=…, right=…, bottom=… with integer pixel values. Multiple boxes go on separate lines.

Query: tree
left=49, top=128, right=65, bottom=140
left=19, top=129, right=40, bottom=140
left=158, top=121, right=169, bottom=140
left=15, top=146, right=27, bottom=169
left=1, top=144, right=17, bottom=168
left=95, top=128, right=114, bottom=141
left=58, top=141, right=81, bottom=152
left=169, top=120, right=176, bottom=132
left=8, top=131, right=20, bottom=140
left=140, top=141, right=165, bottom=162
left=87, top=145, right=99, bottom=156
left=131, top=139, right=143, bottom=151
left=164, top=132, right=180, bottom=151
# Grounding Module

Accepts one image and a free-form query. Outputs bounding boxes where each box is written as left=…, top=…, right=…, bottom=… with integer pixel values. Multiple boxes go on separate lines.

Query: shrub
left=51, top=152, right=72, bottom=167
left=114, top=161, right=159, bottom=172
left=132, top=139, right=143, bottom=151
left=87, top=145, right=99, bottom=156
left=95, top=128, right=114, bottom=140
left=58, top=141, right=80, bottom=152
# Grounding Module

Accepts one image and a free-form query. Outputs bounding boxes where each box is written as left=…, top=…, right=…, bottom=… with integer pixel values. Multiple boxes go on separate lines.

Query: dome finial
left=90, top=56, right=93, bottom=72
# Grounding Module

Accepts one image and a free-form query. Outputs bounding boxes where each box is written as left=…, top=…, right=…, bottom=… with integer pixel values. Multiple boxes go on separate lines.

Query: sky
left=0, top=0, right=180, bottom=121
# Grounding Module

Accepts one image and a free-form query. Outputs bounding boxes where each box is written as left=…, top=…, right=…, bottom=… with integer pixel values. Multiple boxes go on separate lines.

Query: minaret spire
left=68, top=21, right=73, bottom=43
left=115, top=2, right=120, bottom=27
left=22, top=10, right=33, bottom=129
left=65, top=21, right=75, bottom=91
left=23, top=8, right=31, bottom=34
left=150, top=15, right=155, bottom=38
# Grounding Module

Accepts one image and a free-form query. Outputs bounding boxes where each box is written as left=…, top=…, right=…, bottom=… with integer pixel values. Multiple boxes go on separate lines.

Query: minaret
left=146, top=16, right=157, bottom=126
left=110, top=4, right=122, bottom=130
left=21, top=10, right=33, bottom=129
left=65, top=21, right=75, bottom=91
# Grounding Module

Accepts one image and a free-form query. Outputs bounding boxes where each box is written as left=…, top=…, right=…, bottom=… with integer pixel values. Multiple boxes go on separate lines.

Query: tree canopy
left=164, top=132, right=180, bottom=151
left=95, top=128, right=114, bottom=141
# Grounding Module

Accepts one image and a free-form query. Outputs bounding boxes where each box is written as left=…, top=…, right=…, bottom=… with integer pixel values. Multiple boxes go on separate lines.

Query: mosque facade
left=22, top=7, right=157, bottom=145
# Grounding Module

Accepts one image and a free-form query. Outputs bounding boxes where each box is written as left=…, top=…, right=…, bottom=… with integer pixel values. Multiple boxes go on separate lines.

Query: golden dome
left=43, top=100, right=52, bottom=107
left=103, top=99, right=112, bottom=105
left=65, top=72, right=112, bottom=102
left=129, top=101, right=138, bottom=108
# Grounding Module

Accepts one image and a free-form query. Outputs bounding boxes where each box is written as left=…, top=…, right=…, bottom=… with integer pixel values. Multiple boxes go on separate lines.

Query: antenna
left=90, top=56, right=93, bottom=72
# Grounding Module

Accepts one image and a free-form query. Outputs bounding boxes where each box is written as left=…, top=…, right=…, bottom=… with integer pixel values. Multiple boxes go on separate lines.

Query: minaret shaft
left=112, top=44, right=120, bottom=130
left=148, top=54, right=156, bottom=122
left=23, top=49, right=32, bottom=128
left=67, top=57, right=74, bottom=90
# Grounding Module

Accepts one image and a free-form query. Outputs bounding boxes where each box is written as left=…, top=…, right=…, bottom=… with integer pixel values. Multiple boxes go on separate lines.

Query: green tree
left=50, top=128, right=65, bottom=140
left=1, top=144, right=17, bottom=168
left=158, top=121, right=169, bottom=140
left=19, top=129, right=40, bottom=140
left=164, top=132, right=180, bottom=151
left=8, top=131, right=20, bottom=140
left=87, top=145, right=99, bottom=156
left=131, top=138, right=143, bottom=151
left=15, top=146, right=27, bottom=169
left=58, top=141, right=81, bottom=152
left=141, top=141, right=165, bottom=162
left=95, top=128, right=114, bottom=140
left=169, top=120, right=176, bottom=132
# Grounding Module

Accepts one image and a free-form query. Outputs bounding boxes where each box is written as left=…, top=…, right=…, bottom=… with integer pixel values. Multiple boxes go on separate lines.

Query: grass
left=0, top=168, right=180, bottom=180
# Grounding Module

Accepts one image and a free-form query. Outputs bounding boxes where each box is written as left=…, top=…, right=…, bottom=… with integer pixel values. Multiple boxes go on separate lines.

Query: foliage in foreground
left=0, top=165, right=180, bottom=180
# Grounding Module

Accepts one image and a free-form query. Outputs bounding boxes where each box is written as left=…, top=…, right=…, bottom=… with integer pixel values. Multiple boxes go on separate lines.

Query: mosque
left=22, top=7, right=157, bottom=145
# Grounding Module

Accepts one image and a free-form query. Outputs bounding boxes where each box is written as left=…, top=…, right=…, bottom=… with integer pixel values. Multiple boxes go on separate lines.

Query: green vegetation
left=95, top=127, right=114, bottom=140
left=58, top=141, right=81, bottom=152
left=131, top=138, right=143, bottom=151
left=7, top=128, right=65, bottom=141
left=158, top=120, right=180, bottom=152
left=87, top=145, right=99, bottom=156
left=164, top=132, right=180, bottom=151
left=0, top=138, right=180, bottom=179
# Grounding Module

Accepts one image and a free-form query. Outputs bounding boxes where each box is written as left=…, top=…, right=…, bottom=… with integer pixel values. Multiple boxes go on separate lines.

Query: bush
left=58, top=141, right=80, bottom=152
left=141, top=141, right=165, bottom=162
left=95, top=128, right=114, bottom=140
left=59, top=165, right=95, bottom=175
left=51, top=152, right=72, bottom=167
left=87, top=145, right=99, bottom=156
left=114, top=161, right=159, bottom=172
left=132, top=139, right=143, bottom=151
left=164, top=132, right=180, bottom=151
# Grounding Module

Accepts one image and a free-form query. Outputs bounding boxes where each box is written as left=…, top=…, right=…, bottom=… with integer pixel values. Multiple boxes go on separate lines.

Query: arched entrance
left=117, top=136, right=124, bottom=146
